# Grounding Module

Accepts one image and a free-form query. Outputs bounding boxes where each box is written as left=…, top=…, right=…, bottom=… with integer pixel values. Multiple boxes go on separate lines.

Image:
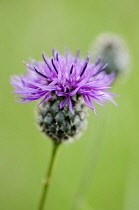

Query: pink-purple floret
left=10, top=49, right=117, bottom=114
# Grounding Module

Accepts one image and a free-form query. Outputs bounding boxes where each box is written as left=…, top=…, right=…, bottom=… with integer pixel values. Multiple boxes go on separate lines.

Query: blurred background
left=0, top=0, right=139, bottom=209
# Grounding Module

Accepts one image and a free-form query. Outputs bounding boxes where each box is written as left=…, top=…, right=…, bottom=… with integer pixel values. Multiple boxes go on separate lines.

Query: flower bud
left=90, top=33, right=130, bottom=79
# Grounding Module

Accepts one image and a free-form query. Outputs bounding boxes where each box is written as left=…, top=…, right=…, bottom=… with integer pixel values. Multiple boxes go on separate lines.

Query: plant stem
left=38, top=142, right=60, bottom=210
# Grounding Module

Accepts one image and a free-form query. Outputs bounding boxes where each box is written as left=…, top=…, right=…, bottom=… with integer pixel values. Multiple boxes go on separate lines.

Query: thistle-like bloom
left=11, top=49, right=116, bottom=114
left=11, top=49, right=117, bottom=142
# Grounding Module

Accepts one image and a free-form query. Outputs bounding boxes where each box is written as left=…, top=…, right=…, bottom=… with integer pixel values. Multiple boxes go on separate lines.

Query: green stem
left=38, top=142, right=60, bottom=210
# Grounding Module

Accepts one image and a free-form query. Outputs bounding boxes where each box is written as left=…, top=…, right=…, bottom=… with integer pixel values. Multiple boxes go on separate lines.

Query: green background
left=0, top=0, right=139, bottom=209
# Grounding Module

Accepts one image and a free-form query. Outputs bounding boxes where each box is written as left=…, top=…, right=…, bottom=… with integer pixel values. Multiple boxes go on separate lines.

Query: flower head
left=11, top=49, right=117, bottom=115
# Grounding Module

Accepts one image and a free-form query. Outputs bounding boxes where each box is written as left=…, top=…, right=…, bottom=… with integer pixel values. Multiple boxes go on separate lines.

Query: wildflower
left=11, top=49, right=117, bottom=142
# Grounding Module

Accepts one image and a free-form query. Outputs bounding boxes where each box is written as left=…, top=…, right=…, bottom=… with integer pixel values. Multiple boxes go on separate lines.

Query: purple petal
left=60, top=97, right=68, bottom=109
left=68, top=97, right=74, bottom=114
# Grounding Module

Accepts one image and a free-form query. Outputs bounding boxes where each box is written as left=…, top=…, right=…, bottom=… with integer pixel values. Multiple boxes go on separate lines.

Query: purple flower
left=10, top=49, right=117, bottom=114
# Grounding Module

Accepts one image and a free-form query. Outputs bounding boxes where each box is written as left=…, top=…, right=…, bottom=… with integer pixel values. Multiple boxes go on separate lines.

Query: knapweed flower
left=11, top=49, right=117, bottom=142
left=90, top=33, right=130, bottom=79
